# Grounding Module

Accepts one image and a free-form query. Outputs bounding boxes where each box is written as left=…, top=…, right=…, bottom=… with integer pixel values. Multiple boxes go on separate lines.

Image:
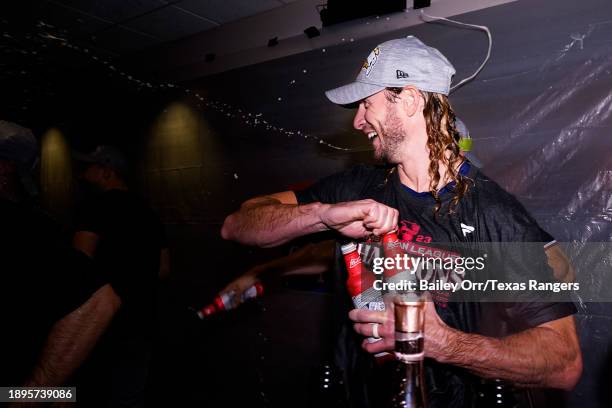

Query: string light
left=1, top=19, right=352, bottom=151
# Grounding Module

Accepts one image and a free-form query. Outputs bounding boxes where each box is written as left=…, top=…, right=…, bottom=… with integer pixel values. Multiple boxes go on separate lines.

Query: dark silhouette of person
left=72, top=145, right=169, bottom=407
left=0, top=121, right=120, bottom=392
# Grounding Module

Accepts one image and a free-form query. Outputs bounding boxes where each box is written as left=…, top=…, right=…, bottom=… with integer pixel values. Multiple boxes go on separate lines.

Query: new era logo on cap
left=396, top=70, right=410, bottom=79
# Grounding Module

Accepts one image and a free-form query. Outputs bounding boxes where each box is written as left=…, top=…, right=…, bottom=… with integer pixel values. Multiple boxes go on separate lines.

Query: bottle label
left=219, top=292, right=235, bottom=310
left=242, top=285, right=258, bottom=301
left=352, top=286, right=384, bottom=309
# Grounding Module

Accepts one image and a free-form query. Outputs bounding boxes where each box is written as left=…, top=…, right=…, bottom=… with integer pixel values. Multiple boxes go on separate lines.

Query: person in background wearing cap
left=72, top=146, right=169, bottom=407
left=0, top=121, right=120, bottom=392
left=221, top=36, right=581, bottom=407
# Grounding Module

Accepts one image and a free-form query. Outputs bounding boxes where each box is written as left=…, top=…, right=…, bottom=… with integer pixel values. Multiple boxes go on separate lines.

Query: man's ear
left=400, top=86, right=422, bottom=117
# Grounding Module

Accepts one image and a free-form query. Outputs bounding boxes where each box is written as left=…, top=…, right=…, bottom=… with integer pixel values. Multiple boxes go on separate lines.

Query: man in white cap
left=221, top=36, right=581, bottom=407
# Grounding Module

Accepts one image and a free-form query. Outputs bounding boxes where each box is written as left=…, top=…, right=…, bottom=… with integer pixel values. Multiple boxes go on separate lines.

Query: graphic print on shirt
left=357, top=219, right=473, bottom=307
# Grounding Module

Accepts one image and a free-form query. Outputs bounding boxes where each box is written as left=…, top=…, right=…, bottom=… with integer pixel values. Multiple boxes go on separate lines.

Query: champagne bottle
left=341, top=242, right=391, bottom=362
left=389, top=296, right=427, bottom=408
left=195, top=282, right=264, bottom=319
left=340, top=242, right=383, bottom=311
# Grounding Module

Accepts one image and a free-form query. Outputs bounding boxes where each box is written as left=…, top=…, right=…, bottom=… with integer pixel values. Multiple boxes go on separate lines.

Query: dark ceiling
left=3, top=0, right=298, bottom=56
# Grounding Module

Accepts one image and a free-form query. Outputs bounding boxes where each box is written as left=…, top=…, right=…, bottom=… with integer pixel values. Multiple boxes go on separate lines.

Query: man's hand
left=422, top=300, right=452, bottom=361
left=320, top=199, right=399, bottom=238
left=349, top=298, right=449, bottom=356
left=349, top=306, right=394, bottom=353
left=350, top=300, right=582, bottom=389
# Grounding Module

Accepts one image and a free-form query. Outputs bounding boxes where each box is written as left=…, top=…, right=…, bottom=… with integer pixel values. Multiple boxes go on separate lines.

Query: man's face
left=353, top=90, right=407, bottom=163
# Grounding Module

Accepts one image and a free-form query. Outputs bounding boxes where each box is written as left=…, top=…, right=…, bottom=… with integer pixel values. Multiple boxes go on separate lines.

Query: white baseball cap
left=326, top=36, right=456, bottom=105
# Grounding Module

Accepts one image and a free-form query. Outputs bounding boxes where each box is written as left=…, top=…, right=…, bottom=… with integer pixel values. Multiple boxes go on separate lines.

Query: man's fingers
left=349, top=308, right=388, bottom=324
left=363, top=204, right=399, bottom=236
left=353, top=322, right=378, bottom=337
left=362, top=337, right=394, bottom=354
left=353, top=322, right=393, bottom=337
left=390, top=208, right=399, bottom=231
left=353, top=323, right=368, bottom=336
left=372, top=207, right=398, bottom=236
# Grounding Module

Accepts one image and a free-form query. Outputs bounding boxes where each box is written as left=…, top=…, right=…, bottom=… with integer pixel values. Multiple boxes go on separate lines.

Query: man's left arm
left=351, top=303, right=582, bottom=390
left=423, top=303, right=582, bottom=389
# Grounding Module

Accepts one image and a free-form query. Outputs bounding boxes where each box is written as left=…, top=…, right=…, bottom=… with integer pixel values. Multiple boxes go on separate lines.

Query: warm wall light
left=147, top=102, right=204, bottom=170
left=40, top=127, right=73, bottom=221
left=145, top=102, right=225, bottom=223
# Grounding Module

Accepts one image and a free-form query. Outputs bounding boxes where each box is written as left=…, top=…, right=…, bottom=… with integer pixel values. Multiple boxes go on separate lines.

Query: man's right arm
left=22, top=284, right=120, bottom=387
left=221, top=191, right=399, bottom=248
left=221, top=192, right=328, bottom=248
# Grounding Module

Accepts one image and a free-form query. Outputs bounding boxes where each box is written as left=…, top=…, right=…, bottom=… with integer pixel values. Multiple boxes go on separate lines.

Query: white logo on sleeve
left=461, top=223, right=475, bottom=237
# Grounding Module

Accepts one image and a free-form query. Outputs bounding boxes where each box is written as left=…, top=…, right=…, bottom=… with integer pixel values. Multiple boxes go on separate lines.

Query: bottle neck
left=395, top=333, right=424, bottom=363
left=390, top=356, right=427, bottom=408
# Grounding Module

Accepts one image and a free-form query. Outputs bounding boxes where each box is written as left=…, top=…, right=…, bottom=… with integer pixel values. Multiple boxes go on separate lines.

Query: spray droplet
left=234, top=173, right=239, bottom=179
left=322, top=48, right=326, bottom=52
left=277, top=97, right=282, bottom=101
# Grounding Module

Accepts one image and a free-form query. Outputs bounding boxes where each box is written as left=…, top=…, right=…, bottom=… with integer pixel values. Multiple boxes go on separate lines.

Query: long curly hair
left=385, top=88, right=472, bottom=215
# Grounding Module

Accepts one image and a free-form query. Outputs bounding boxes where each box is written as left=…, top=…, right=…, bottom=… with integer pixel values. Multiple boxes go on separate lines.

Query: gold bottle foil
left=394, top=298, right=424, bottom=334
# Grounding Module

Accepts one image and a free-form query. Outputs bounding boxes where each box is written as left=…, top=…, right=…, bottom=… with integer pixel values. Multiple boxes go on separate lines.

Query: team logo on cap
left=362, top=47, right=380, bottom=77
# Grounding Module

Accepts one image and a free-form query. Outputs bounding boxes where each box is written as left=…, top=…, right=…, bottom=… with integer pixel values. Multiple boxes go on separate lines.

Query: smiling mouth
left=367, top=131, right=378, bottom=141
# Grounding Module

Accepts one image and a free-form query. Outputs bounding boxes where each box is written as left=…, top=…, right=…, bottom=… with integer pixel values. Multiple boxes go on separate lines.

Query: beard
left=374, top=108, right=406, bottom=163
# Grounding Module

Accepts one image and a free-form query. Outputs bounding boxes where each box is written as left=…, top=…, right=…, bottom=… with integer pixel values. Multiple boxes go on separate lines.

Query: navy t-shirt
left=295, top=163, right=576, bottom=408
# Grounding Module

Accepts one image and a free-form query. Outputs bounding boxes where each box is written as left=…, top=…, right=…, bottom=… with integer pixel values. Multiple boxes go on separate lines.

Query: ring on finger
left=371, top=322, right=381, bottom=339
